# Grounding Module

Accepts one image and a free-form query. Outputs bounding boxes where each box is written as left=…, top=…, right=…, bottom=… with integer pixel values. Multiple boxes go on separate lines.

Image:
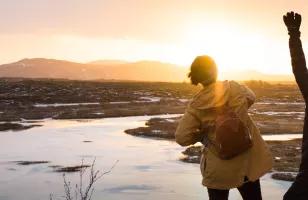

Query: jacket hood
left=189, top=80, right=230, bottom=110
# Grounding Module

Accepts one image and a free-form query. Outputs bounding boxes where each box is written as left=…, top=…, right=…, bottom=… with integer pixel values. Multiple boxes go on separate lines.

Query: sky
left=1, top=0, right=308, bottom=74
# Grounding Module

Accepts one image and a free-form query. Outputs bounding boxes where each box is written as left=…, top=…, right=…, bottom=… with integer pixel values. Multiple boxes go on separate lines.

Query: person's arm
left=175, top=108, right=202, bottom=146
left=230, top=81, right=256, bottom=108
left=242, top=84, right=256, bottom=108
left=284, top=12, right=308, bottom=100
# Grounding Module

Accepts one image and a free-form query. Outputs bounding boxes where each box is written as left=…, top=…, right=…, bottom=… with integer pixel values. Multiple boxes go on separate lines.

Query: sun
left=177, top=21, right=270, bottom=74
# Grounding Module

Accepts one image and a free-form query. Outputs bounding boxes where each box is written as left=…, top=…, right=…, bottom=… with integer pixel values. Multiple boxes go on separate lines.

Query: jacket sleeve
left=231, top=81, right=256, bottom=108
left=289, top=31, right=308, bottom=101
left=242, top=85, right=256, bottom=108
left=175, top=108, right=202, bottom=146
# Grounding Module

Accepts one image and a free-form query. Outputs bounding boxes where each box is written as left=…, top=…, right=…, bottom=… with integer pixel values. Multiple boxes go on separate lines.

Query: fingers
left=284, top=12, right=293, bottom=26
left=283, top=15, right=289, bottom=26
left=286, top=12, right=293, bottom=19
left=285, top=11, right=301, bottom=19
left=284, top=11, right=302, bottom=26
left=283, top=15, right=287, bottom=23
left=295, top=13, right=301, bottom=19
left=295, top=13, right=302, bottom=24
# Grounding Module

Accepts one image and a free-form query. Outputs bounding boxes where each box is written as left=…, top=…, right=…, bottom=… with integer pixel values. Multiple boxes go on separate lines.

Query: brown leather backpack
left=201, top=106, right=253, bottom=160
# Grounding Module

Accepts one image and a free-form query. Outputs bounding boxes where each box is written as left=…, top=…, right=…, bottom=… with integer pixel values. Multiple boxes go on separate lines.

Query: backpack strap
left=200, top=81, right=232, bottom=146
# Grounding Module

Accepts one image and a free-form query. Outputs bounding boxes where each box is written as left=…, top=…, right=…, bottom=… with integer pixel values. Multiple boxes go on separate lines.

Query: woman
left=175, top=55, right=272, bottom=200
left=283, top=11, right=308, bottom=200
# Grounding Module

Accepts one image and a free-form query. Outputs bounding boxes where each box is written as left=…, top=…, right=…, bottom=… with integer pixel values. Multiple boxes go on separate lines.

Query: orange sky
left=1, top=0, right=308, bottom=74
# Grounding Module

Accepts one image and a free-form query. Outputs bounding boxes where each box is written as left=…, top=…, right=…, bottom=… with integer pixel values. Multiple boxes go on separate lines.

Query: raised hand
left=283, top=12, right=302, bottom=36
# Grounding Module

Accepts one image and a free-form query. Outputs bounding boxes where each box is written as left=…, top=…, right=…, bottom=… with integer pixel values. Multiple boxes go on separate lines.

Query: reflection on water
left=104, top=184, right=159, bottom=194
left=34, top=102, right=100, bottom=107
left=255, top=111, right=305, bottom=116
left=0, top=114, right=292, bottom=200
left=255, top=101, right=305, bottom=105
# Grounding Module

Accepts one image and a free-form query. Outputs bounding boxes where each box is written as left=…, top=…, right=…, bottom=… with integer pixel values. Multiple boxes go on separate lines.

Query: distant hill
left=220, top=70, right=294, bottom=82
left=87, top=60, right=129, bottom=65
left=0, top=58, right=294, bottom=82
left=0, top=58, right=188, bottom=82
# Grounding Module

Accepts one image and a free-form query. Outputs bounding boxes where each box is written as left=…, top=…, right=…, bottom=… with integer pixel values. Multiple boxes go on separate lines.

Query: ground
left=0, top=78, right=305, bottom=180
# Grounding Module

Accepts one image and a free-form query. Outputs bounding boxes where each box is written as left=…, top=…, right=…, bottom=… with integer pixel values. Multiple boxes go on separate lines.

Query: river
left=0, top=115, right=293, bottom=200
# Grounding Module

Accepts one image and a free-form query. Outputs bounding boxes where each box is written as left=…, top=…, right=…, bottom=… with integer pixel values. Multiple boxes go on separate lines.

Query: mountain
left=220, top=70, right=294, bottom=82
left=0, top=58, right=294, bottom=82
left=87, top=60, right=129, bottom=65
left=0, top=58, right=188, bottom=82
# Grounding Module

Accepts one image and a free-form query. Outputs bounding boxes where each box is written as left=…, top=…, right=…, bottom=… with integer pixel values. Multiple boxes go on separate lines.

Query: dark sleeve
left=289, top=33, right=308, bottom=100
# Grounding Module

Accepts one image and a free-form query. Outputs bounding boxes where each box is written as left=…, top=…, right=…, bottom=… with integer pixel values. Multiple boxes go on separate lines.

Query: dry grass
left=50, top=159, right=118, bottom=200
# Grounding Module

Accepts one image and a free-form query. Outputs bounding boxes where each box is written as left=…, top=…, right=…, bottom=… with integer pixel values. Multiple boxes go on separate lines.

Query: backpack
left=201, top=105, right=253, bottom=160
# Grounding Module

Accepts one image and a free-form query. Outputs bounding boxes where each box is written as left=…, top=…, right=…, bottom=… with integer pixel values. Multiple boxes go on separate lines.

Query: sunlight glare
left=181, top=21, right=270, bottom=72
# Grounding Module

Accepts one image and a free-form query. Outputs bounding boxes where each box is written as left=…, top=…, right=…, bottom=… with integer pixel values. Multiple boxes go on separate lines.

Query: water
left=34, top=102, right=100, bottom=107
left=255, top=102, right=305, bottom=105
left=0, top=115, right=292, bottom=200
left=263, top=134, right=302, bottom=141
left=254, top=111, right=305, bottom=116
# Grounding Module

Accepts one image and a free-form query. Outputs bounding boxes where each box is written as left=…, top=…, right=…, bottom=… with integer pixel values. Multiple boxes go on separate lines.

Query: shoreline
left=124, top=116, right=302, bottom=182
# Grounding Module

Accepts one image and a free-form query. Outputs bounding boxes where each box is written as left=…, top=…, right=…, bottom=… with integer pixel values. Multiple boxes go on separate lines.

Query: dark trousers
left=207, top=179, right=262, bottom=200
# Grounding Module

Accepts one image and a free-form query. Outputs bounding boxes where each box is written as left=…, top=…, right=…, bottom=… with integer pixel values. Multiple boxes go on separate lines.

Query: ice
left=109, top=101, right=130, bottom=104
left=256, top=102, right=305, bottom=105
left=34, top=102, right=100, bottom=107
left=255, top=111, right=305, bottom=116
left=139, top=96, right=161, bottom=102
left=263, top=134, right=302, bottom=141
left=179, top=98, right=189, bottom=103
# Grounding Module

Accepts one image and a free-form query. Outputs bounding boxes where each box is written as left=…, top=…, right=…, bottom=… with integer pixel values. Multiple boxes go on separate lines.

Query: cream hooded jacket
left=175, top=80, right=273, bottom=189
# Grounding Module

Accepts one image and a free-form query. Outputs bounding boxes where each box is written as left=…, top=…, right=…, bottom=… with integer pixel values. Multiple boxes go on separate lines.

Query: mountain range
left=0, top=58, right=294, bottom=82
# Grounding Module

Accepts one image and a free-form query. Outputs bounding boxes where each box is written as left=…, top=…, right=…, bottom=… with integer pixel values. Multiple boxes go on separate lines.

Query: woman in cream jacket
left=175, top=55, right=272, bottom=200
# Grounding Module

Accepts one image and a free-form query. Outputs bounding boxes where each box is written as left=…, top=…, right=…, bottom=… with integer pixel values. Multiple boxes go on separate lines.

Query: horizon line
left=0, top=57, right=294, bottom=76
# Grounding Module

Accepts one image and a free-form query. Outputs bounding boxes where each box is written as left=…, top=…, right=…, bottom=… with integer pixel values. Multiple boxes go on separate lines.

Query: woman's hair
left=188, top=55, right=218, bottom=86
